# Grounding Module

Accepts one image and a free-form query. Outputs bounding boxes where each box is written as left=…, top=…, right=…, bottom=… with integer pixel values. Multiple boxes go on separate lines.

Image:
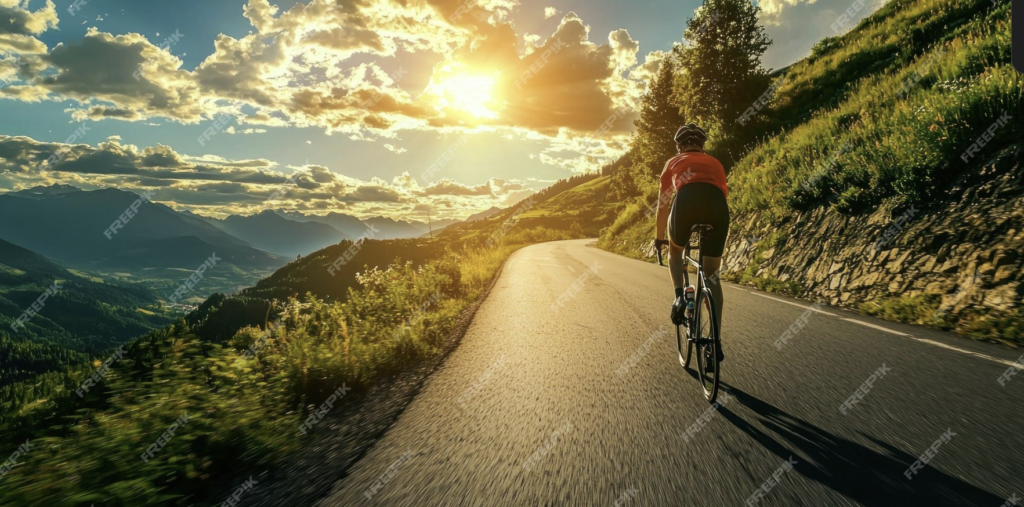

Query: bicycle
left=656, top=224, right=722, bottom=403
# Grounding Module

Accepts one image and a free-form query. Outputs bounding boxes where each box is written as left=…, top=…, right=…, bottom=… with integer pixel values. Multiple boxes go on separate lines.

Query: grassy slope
left=600, top=0, right=1019, bottom=341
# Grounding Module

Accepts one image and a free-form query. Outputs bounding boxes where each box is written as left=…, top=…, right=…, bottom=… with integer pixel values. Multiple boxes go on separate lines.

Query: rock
left=888, top=280, right=903, bottom=293
left=994, top=251, right=1017, bottom=268
left=993, top=265, right=1017, bottom=284
left=761, top=247, right=776, bottom=260
left=926, top=281, right=954, bottom=295
left=830, top=274, right=844, bottom=290
left=922, top=256, right=938, bottom=272
left=937, top=260, right=959, bottom=274
left=978, top=263, right=997, bottom=276
left=829, top=261, right=845, bottom=274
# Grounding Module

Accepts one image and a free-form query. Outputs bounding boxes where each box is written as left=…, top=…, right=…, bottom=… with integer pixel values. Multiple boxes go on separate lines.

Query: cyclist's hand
left=649, top=239, right=669, bottom=257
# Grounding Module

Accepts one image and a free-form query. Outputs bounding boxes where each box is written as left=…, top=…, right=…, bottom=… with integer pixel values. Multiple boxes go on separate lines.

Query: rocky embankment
left=722, top=146, right=1023, bottom=344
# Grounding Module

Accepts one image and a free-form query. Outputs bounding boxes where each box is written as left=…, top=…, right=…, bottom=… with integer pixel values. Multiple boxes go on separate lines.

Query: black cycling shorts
left=669, top=182, right=730, bottom=257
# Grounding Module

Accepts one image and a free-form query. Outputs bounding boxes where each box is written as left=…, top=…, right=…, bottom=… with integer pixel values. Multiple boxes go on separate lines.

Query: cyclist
left=652, top=123, right=729, bottom=361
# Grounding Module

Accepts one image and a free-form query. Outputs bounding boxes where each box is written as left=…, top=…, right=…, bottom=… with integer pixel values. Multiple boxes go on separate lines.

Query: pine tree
left=632, top=57, right=686, bottom=177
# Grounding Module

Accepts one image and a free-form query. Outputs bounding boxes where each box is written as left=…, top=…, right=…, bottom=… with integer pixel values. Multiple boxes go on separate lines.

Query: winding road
left=314, top=239, right=1024, bottom=506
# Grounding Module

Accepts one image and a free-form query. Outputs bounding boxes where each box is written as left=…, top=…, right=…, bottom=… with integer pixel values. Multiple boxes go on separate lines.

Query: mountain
left=204, top=210, right=344, bottom=258
left=276, top=211, right=370, bottom=240
left=363, top=216, right=434, bottom=240
left=0, top=238, right=171, bottom=384
left=0, top=185, right=282, bottom=271
left=465, top=207, right=503, bottom=222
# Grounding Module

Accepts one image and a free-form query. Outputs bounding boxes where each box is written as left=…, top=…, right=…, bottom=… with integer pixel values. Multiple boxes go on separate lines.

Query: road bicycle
left=656, top=224, right=721, bottom=403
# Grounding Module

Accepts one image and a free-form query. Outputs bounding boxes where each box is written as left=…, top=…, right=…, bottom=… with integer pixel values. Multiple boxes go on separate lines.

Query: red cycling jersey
left=659, top=152, right=728, bottom=199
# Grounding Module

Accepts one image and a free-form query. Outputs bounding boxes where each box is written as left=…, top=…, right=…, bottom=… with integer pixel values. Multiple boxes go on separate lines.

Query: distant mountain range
left=0, top=184, right=504, bottom=277
left=0, top=185, right=281, bottom=271
left=196, top=210, right=344, bottom=258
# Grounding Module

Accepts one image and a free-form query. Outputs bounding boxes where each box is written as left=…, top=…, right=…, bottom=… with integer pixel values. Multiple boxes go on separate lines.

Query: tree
left=673, top=0, right=772, bottom=143
left=632, top=57, right=686, bottom=178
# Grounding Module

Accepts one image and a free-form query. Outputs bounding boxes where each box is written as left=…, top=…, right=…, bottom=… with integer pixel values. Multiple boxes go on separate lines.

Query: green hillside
left=0, top=239, right=173, bottom=386
left=598, top=0, right=1019, bottom=342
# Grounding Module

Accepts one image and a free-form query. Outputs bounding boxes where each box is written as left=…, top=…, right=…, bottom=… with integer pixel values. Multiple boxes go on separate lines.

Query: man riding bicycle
left=652, top=123, right=730, bottom=362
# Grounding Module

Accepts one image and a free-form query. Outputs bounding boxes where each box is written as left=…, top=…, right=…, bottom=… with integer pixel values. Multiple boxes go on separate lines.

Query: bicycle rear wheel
left=677, top=324, right=693, bottom=368
left=693, top=287, right=720, bottom=403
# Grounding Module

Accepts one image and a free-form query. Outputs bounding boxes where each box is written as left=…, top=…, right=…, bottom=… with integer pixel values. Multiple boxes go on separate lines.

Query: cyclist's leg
left=668, top=241, right=686, bottom=291
left=667, top=191, right=693, bottom=293
left=702, top=256, right=724, bottom=333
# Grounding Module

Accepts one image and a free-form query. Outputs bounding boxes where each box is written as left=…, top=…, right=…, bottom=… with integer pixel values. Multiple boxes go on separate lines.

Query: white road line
left=752, top=292, right=837, bottom=316
left=840, top=318, right=910, bottom=336
left=536, top=264, right=565, bottom=267
left=909, top=338, right=1021, bottom=368
left=566, top=265, right=576, bottom=273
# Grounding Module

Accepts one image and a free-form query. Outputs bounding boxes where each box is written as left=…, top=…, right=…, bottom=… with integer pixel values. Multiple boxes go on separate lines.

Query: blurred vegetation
left=0, top=204, right=582, bottom=505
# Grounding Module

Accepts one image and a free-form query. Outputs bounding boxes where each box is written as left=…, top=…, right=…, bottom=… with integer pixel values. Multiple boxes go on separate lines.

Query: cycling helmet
left=674, top=123, right=708, bottom=146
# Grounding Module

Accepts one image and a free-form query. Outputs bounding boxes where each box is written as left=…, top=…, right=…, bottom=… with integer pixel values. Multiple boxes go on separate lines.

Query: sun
left=432, top=73, right=500, bottom=119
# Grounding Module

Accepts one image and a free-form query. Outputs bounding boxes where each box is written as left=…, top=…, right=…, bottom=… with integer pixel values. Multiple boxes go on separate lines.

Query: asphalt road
left=315, top=239, right=1024, bottom=507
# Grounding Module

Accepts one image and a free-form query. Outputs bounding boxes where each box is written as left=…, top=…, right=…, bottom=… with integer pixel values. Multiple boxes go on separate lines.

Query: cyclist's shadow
left=714, top=383, right=1005, bottom=506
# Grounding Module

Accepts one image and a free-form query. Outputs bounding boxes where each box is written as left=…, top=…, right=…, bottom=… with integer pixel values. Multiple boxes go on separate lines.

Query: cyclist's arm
left=656, top=160, right=674, bottom=241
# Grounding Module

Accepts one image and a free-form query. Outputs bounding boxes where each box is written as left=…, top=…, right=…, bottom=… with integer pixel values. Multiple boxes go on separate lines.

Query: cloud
left=0, top=0, right=57, bottom=54
left=383, top=143, right=407, bottom=154
left=544, top=7, right=560, bottom=19
left=0, top=0, right=657, bottom=174
left=0, top=134, right=531, bottom=219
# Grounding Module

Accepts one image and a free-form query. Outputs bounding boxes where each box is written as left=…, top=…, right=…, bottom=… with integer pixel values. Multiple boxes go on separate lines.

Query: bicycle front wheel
left=693, top=287, right=720, bottom=403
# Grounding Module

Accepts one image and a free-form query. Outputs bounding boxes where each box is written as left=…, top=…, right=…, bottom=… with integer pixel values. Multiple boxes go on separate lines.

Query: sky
left=0, top=0, right=884, bottom=221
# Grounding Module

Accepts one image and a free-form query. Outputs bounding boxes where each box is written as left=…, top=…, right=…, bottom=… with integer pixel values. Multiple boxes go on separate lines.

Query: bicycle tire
left=678, top=324, right=693, bottom=368
left=693, top=287, right=720, bottom=403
